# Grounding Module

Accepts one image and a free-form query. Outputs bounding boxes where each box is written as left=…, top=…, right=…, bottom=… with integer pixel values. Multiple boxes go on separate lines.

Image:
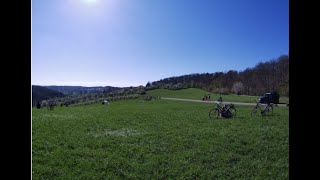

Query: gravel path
left=161, top=97, right=288, bottom=107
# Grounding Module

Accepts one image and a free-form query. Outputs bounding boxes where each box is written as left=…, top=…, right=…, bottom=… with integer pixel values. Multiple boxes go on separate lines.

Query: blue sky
left=32, top=0, right=288, bottom=87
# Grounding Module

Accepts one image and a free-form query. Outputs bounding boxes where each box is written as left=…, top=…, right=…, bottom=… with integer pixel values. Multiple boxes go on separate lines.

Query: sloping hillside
left=150, top=55, right=289, bottom=96
left=32, top=85, right=65, bottom=106
left=146, top=88, right=211, bottom=100
left=45, top=86, right=121, bottom=96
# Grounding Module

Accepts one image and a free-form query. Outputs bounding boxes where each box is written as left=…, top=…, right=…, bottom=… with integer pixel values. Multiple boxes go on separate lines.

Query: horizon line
left=31, top=84, right=144, bottom=88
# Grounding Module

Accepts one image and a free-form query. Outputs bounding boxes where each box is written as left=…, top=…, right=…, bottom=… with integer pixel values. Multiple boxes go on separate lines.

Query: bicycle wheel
left=229, top=107, right=236, bottom=117
left=251, top=107, right=258, bottom=116
left=209, top=108, right=220, bottom=119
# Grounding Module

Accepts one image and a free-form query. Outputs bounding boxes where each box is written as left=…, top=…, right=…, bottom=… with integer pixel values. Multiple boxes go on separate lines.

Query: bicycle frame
left=252, top=101, right=273, bottom=116
left=214, top=102, right=223, bottom=115
left=209, top=102, right=236, bottom=119
left=215, top=103, right=222, bottom=110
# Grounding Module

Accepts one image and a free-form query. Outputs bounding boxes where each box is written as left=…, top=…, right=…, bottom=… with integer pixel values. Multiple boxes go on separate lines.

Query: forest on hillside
left=32, top=86, right=65, bottom=106
left=32, top=85, right=126, bottom=107
left=148, top=55, right=289, bottom=97
left=33, top=55, right=288, bottom=107
left=44, top=86, right=121, bottom=96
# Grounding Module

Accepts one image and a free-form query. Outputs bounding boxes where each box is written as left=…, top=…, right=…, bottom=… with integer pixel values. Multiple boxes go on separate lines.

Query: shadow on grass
left=209, top=116, right=246, bottom=120
left=234, top=116, right=246, bottom=119
left=251, top=114, right=281, bottom=118
left=260, top=113, right=281, bottom=117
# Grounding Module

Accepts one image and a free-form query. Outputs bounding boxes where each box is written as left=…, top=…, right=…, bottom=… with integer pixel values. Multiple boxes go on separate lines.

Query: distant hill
left=44, top=86, right=122, bottom=96
left=32, top=54, right=288, bottom=107
left=32, top=85, right=126, bottom=107
left=32, top=85, right=65, bottom=106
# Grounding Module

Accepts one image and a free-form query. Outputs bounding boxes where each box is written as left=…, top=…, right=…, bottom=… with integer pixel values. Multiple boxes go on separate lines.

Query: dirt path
left=161, top=97, right=288, bottom=107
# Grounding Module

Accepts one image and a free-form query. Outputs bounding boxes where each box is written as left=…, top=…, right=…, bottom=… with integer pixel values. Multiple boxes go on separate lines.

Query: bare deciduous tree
left=232, top=82, right=244, bottom=95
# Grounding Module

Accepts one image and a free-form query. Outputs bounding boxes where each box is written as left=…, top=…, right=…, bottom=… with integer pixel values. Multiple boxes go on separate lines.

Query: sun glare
left=61, top=0, right=118, bottom=24
left=83, top=0, right=97, bottom=4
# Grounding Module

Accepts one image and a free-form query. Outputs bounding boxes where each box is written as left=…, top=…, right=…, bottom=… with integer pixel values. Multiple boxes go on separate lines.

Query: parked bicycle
left=251, top=100, right=274, bottom=116
left=209, top=102, right=236, bottom=119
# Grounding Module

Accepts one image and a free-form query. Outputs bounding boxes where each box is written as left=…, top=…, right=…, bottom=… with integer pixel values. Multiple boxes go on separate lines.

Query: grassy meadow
left=32, top=94, right=289, bottom=179
left=146, top=88, right=289, bottom=104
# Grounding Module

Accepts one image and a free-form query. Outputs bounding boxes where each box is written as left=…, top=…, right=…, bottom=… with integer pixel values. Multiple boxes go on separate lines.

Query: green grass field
left=146, top=88, right=289, bottom=104
left=32, top=97, right=289, bottom=179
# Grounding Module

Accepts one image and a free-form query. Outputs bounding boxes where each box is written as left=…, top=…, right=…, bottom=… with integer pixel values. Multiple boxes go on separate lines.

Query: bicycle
left=251, top=100, right=274, bottom=116
left=209, top=102, right=236, bottom=119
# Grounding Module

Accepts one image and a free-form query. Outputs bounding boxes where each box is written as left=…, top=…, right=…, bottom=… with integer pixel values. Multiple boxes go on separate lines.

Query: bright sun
left=83, top=0, right=97, bottom=4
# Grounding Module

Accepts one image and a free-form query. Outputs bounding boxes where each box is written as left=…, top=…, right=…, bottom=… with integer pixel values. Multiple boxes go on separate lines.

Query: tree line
left=148, top=55, right=289, bottom=96
left=32, top=85, right=65, bottom=106
left=33, top=54, right=288, bottom=107
left=37, top=86, right=146, bottom=108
